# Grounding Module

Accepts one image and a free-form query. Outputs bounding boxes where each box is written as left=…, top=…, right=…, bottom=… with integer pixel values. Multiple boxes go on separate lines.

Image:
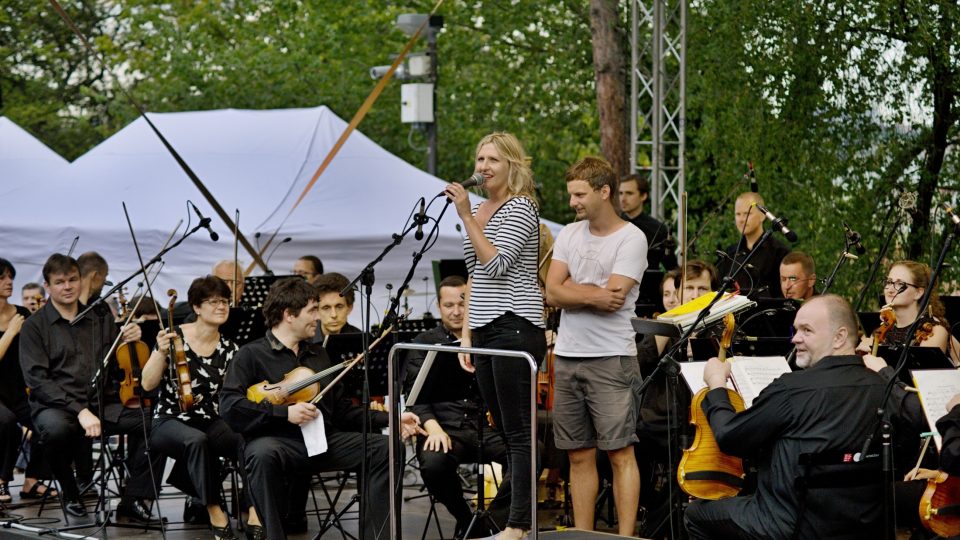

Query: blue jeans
left=472, top=312, right=546, bottom=530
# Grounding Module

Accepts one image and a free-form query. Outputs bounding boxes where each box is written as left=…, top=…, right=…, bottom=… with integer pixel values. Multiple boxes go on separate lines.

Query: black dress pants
left=150, top=416, right=242, bottom=505
left=33, top=407, right=164, bottom=502
left=0, top=398, right=49, bottom=482
left=243, top=431, right=390, bottom=540
left=417, top=423, right=510, bottom=526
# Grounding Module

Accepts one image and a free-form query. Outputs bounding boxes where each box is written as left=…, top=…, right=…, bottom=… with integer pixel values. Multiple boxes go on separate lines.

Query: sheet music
left=301, top=411, right=328, bottom=456
left=910, top=369, right=960, bottom=451
left=729, top=356, right=792, bottom=408
left=678, top=361, right=734, bottom=395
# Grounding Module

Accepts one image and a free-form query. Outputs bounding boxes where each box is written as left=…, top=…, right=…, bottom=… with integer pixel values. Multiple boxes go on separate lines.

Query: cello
left=677, top=313, right=746, bottom=500
left=166, top=290, right=195, bottom=412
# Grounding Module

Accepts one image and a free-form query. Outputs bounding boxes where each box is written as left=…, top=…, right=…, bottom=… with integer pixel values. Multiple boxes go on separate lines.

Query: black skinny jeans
left=472, top=312, right=546, bottom=530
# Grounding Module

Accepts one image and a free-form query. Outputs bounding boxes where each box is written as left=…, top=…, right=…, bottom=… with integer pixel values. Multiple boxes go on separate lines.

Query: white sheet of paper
left=301, top=411, right=328, bottom=457
left=678, top=361, right=735, bottom=394
left=910, top=369, right=960, bottom=451
left=729, top=356, right=791, bottom=408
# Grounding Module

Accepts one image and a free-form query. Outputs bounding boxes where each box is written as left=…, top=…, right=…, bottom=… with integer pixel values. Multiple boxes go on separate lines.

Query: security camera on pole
left=369, top=14, right=444, bottom=175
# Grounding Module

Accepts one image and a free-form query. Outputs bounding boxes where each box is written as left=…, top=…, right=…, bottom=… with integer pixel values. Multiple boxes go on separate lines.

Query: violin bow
left=310, top=324, right=397, bottom=404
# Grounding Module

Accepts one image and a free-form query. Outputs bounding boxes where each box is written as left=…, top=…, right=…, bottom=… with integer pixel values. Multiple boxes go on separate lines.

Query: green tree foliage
left=5, top=1, right=959, bottom=305
left=685, top=0, right=960, bottom=305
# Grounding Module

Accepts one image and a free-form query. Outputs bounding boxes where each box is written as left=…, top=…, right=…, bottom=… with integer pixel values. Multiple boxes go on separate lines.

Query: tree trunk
left=907, top=4, right=955, bottom=261
left=589, top=0, right=629, bottom=177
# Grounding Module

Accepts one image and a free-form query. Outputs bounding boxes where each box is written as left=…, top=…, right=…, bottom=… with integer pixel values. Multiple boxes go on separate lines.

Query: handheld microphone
left=843, top=223, right=866, bottom=255
left=754, top=203, right=798, bottom=242
left=190, top=202, right=220, bottom=242
left=415, top=199, right=426, bottom=241
left=748, top=162, right=758, bottom=193
left=440, top=172, right=485, bottom=196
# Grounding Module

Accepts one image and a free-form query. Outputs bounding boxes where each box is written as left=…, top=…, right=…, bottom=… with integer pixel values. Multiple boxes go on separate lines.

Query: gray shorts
left=552, top=354, right=640, bottom=451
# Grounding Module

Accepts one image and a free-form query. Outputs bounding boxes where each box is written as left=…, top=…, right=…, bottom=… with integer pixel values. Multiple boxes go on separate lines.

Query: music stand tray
left=875, top=345, right=955, bottom=385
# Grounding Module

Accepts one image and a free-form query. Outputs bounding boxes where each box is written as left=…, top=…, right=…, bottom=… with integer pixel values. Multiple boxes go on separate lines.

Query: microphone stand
left=338, top=196, right=448, bottom=540
left=634, top=227, right=778, bottom=540
left=854, top=192, right=912, bottom=311
left=820, top=231, right=861, bottom=293
left=859, top=216, right=959, bottom=540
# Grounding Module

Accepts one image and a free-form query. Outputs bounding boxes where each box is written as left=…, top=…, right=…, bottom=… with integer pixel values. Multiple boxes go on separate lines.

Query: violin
left=246, top=326, right=395, bottom=406
left=115, top=288, right=151, bottom=408
left=678, top=313, right=746, bottom=500
left=919, top=470, right=960, bottom=536
left=166, top=290, right=194, bottom=412
left=872, top=306, right=896, bottom=355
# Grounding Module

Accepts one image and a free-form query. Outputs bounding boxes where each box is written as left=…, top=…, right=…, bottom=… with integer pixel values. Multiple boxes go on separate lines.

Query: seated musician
left=141, top=275, right=249, bottom=540
left=311, top=272, right=361, bottom=343
left=219, top=277, right=423, bottom=540
left=0, top=258, right=55, bottom=502
left=403, top=275, right=510, bottom=537
left=21, top=282, right=45, bottom=314
left=857, top=260, right=950, bottom=355
left=213, top=260, right=245, bottom=306
left=293, top=255, right=324, bottom=286
left=684, top=294, right=894, bottom=539
left=779, top=251, right=817, bottom=301
left=19, top=254, right=164, bottom=521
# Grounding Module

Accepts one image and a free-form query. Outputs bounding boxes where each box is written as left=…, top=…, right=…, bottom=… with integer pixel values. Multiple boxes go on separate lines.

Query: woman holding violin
left=141, top=275, right=246, bottom=539
left=0, top=258, right=55, bottom=502
left=858, top=260, right=950, bottom=354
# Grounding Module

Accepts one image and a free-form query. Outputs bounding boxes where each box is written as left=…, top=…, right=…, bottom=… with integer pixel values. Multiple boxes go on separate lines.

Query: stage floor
left=0, top=461, right=577, bottom=539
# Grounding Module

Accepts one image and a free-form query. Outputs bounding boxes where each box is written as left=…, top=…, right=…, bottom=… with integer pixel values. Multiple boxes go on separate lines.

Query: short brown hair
left=42, top=254, right=80, bottom=283
left=314, top=272, right=354, bottom=306
left=438, top=275, right=466, bottom=290
left=781, top=251, right=815, bottom=275
left=686, top=259, right=719, bottom=289
left=565, top=156, right=618, bottom=194
left=262, top=277, right=319, bottom=328
left=620, top=174, right=650, bottom=195
left=77, top=251, right=108, bottom=277
left=187, top=275, right=233, bottom=308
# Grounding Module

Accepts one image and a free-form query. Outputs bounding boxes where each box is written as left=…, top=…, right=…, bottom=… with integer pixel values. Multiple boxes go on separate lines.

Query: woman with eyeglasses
left=141, top=275, right=248, bottom=539
left=857, top=260, right=950, bottom=355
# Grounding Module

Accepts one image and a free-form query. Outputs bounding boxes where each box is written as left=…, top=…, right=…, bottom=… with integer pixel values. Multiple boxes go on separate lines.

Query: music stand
left=240, top=274, right=297, bottom=306
left=407, top=350, right=499, bottom=539
left=858, top=312, right=881, bottom=337
left=220, top=306, right=266, bottom=346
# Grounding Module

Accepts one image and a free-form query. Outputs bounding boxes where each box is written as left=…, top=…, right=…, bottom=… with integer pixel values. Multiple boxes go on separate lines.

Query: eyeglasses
left=882, top=279, right=918, bottom=290
left=203, top=298, right=230, bottom=308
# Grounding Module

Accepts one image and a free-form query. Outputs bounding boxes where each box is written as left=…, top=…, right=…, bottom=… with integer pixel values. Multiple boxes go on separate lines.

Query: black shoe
left=245, top=524, right=265, bottom=540
left=184, top=498, right=210, bottom=524
left=282, top=513, right=307, bottom=534
left=116, top=499, right=153, bottom=522
left=64, top=499, right=89, bottom=519
left=211, top=522, right=239, bottom=540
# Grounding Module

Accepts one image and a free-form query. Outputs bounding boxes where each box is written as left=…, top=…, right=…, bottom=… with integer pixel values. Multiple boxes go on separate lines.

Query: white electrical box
left=401, top=83, right=434, bottom=123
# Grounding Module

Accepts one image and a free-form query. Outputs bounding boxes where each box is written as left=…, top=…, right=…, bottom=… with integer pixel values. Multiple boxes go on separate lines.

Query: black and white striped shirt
left=464, top=196, right=545, bottom=330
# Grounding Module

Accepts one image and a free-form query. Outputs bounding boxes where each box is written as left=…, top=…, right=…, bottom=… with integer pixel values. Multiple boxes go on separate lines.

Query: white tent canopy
left=1, top=107, right=560, bottom=324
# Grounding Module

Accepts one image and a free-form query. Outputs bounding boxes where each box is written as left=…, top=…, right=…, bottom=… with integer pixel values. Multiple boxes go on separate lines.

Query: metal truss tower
left=631, top=0, right=686, bottom=235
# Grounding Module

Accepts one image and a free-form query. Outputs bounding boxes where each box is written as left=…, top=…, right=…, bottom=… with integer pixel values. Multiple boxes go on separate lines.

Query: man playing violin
left=685, top=295, right=892, bottom=539
left=220, top=277, right=423, bottom=540
left=19, top=253, right=164, bottom=521
left=545, top=157, right=647, bottom=536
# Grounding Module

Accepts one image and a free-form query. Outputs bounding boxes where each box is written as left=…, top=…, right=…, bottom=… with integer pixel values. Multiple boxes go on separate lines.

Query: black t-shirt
left=717, top=234, right=791, bottom=298
left=623, top=212, right=677, bottom=271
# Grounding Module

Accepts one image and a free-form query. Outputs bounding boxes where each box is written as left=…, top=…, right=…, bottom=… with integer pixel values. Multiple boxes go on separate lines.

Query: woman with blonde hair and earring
left=446, top=132, right=547, bottom=540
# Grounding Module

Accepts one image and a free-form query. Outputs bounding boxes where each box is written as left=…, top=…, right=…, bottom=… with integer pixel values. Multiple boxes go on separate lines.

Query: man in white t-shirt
left=545, top=156, right=648, bottom=535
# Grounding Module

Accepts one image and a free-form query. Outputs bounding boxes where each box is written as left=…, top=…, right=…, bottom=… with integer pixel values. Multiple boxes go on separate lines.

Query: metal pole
left=387, top=343, right=539, bottom=540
